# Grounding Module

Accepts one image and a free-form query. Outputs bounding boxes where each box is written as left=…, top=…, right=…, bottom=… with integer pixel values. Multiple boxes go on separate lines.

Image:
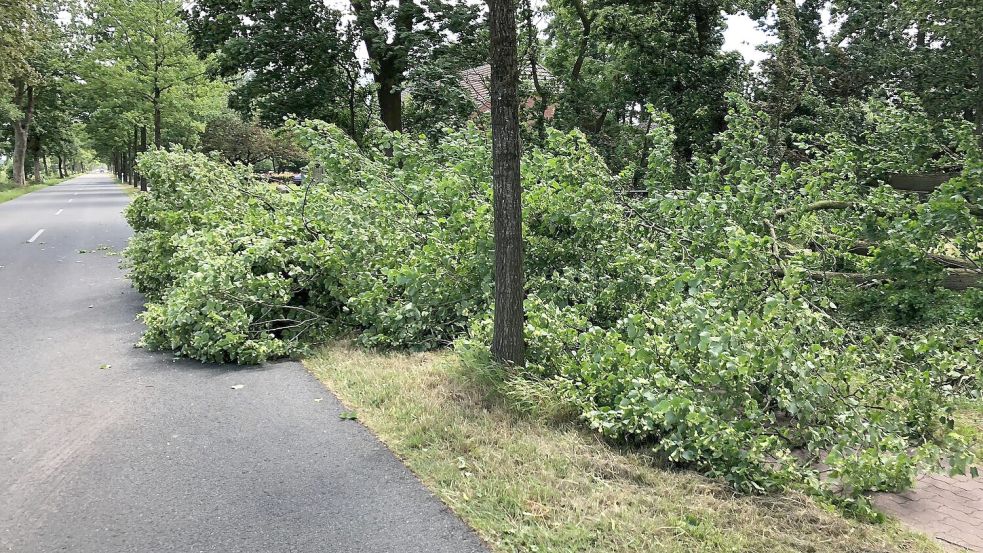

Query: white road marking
left=55, top=209, right=63, bottom=215
left=27, top=229, right=45, bottom=243
left=68, top=198, right=73, bottom=203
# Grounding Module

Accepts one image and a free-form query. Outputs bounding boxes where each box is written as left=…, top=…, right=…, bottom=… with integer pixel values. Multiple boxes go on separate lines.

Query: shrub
left=125, top=100, right=981, bottom=512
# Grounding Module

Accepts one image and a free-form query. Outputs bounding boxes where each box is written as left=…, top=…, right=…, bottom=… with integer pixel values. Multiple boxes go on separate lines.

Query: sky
left=723, top=5, right=843, bottom=68
left=722, top=13, right=774, bottom=67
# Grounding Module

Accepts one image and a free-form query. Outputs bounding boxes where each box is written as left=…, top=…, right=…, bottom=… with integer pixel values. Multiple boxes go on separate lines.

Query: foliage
left=126, top=99, right=981, bottom=511
left=200, top=111, right=306, bottom=169
left=185, top=0, right=484, bottom=135
left=82, top=0, right=226, bottom=152
left=541, top=0, right=746, bottom=165
left=185, top=0, right=367, bottom=136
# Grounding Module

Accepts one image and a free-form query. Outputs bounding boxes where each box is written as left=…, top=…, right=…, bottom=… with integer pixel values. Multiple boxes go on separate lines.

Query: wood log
left=887, top=172, right=959, bottom=193
left=781, top=268, right=981, bottom=291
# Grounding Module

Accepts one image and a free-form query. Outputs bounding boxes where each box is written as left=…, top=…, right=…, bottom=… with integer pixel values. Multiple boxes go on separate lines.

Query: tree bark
left=32, top=154, right=42, bottom=183
left=140, top=126, right=148, bottom=191
left=376, top=63, right=403, bottom=133
left=566, top=0, right=593, bottom=84
left=153, top=91, right=163, bottom=148
left=768, top=0, right=807, bottom=162
left=351, top=0, right=412, bottom=133
left=976, top=52, right=983, bottom=148
left=132, top=125, right=139, bottom=187
left=10, top=81, right=36, bottom=187
left=489, top=0, right=525, bottom=366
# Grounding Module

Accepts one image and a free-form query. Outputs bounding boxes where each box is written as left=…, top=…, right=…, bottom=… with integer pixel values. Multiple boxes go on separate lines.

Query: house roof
left=459, top=62, right=555, bottom=112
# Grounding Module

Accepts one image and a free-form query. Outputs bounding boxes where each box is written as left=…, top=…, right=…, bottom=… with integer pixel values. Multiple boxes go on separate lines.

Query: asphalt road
left=0, top=173, right=487, bottom=553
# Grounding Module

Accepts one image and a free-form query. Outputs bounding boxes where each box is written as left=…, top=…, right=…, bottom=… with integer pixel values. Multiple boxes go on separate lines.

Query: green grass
left=955, top=400, right=983, bottom=461
left=305, top=343, right=942, bottom=553
left=117, top=179, right=141, bottom=197
left=0, top=174, right=80, bottom=204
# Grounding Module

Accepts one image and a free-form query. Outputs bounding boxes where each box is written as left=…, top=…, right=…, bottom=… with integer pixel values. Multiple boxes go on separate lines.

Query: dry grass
left=305, top=343, right=941, bottom=553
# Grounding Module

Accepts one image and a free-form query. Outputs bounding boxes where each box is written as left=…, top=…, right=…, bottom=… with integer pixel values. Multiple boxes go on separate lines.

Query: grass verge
left=117, top=179, right=142, bottom=197
left=305, top=343, right=941, bottom=553
left=0, top=174, right=80, bottom=204
left=955, top=401, right=983, bottom=461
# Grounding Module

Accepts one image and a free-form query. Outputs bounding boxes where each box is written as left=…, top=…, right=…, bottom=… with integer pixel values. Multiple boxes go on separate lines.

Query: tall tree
left=186, top=1, right=480, bottom=136
left=185, top=0, right=367, bottom=138
left=2, top=0, right=57, bottom=186
left=544, top=0, right=744, bottom=161
left=489, top=0, right=525, bottom=366
left=86, top=0, right=220, bottom=148
left=825, top=0, right=983, bottom=142
left=350, top=0, right=483, bottom=133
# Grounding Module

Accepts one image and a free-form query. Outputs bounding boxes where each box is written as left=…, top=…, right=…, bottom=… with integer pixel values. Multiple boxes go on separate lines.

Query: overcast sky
left=722, top=13, right=774, bottom=66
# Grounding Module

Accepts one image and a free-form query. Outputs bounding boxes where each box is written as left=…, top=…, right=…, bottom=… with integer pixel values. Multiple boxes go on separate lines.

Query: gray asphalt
left=0, top=173, right=487, bottom=553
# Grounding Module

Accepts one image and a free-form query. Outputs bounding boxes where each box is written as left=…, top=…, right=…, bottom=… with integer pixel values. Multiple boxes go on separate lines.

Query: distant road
left=0, top=173, right=486, bottom=553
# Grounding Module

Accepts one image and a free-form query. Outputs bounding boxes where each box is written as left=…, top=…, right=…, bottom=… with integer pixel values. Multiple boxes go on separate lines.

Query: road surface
left=0, top=173, right=486, bottom=553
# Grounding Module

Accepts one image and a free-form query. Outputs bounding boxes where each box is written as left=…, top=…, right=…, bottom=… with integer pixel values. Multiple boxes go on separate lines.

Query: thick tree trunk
left=489, top=0, right=525, bottom=367
left=10, top=81, right=36, bottom=187
left=12, top=125, right=28, bottom=186
left=351, top=0, right=411, bottom=134
left=32, top=156, right=42, bottom=183
left=377, top=68, right=403, bottom=133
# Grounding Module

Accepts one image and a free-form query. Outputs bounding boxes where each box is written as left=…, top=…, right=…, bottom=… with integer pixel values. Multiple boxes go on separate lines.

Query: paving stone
left=873, top=473, right=983, bottom=552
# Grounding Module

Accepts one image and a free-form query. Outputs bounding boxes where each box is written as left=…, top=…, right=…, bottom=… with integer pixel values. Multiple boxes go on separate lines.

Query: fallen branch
left=775, top=267, right=982, bottom=291
left=774, top=200, right=854, bottom=219
left=845, top=240, right=980, bottom=271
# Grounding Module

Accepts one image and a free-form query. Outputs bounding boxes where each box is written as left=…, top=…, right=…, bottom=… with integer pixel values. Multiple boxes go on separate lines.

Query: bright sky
left=722, top=13, right=774, bottom=67
left=723, top=6, right=842, bottom=68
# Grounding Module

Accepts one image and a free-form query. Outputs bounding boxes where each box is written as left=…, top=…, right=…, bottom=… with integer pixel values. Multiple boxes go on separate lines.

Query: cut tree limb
left=781, top=268, right=981, bottom=291
left=774, top=200, right=854, bottom=219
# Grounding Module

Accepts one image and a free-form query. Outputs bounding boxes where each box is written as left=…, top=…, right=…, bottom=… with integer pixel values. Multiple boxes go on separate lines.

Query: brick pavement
left=873, top=473, right=983, bottom=551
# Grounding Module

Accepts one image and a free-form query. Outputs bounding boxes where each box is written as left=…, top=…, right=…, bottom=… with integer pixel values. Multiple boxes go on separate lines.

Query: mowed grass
left=305, top=343, right=941, bottom=553
left=955, top=401, right=983, bottom=461
left=0, top=174, right=78, bottom=204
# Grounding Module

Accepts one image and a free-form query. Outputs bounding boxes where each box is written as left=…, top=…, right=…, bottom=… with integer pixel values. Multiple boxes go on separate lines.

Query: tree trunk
left=768, top=0, right=806, bottom=163
left=153, top=90, right=163, bottom=147
left=377, top=67, right=403, bottom=133
left=57, top=155, right=64, bottom=178
left=10, top=81, right=36, bottom=187
left=351, top=0, right=411, bottom=133
left=567, top=0, right=593, bottom=83
left=132, top=125, right=139, bottom=187
left=489, top=0, right=525, bottom=367
left=976, top=52, right=983, bottom=148
left=32, top=156, right=42, bottom=183
left=140, top=126, right=148, bottom=191
left=524, top=0, right=548, bottom=142
left=12, top=125, right=28, bottom=186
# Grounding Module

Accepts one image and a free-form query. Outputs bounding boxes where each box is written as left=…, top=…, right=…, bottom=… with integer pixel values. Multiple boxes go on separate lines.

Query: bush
left=125, top=100, right=981, bottom=512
